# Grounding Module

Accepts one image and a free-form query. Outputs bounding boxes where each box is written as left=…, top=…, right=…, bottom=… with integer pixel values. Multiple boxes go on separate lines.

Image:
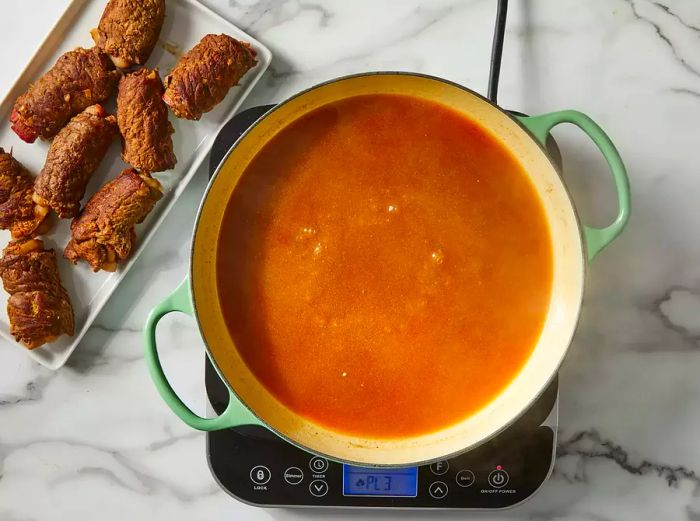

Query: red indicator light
left=496, top=465, right=502, bottom=470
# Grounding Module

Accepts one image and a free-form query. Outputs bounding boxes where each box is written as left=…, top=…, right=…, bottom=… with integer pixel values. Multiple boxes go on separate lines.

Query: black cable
left=487, top=0, right=508, bottom=104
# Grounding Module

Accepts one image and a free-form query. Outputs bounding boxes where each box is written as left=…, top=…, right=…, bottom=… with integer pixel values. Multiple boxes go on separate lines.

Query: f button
left=430, top=460, right=449, bottom=476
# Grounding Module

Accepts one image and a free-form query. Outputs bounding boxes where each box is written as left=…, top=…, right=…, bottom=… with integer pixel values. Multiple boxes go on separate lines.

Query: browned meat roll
left=91, top=0, right=166, bottom=69
left=117, top=69, right=176, bottom=172
left=163, top=34, right=257, bottom=120
left=10, top=47, right=120, bottom=143
left=34, top=105, right=118, bottom=219
left=0, top=148, right=50, bottom=239
left=0, top=238, right=74, bottom=349
left=64, top=168, right=163, bottom=272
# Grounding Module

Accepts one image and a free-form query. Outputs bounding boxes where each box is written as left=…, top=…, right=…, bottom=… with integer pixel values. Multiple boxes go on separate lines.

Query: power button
left=487, top=468, right=509, bottom=489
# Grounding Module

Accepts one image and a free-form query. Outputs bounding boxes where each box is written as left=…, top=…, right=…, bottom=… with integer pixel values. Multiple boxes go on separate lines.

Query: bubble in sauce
left=431, top=248, right=445, bottom=265
left=296, top=226, right=317, bottom=241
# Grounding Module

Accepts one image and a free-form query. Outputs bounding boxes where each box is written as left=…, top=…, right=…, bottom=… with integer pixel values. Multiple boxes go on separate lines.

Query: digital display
left=343, top=465, right=418, bottom=497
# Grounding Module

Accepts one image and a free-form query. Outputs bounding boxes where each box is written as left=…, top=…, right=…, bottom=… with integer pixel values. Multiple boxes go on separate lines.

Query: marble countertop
left=1, top=0, right=699, bottom=519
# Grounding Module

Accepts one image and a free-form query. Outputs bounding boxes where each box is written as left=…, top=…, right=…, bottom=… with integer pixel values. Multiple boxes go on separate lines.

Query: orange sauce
left=216, top=94, right=553, bottom=438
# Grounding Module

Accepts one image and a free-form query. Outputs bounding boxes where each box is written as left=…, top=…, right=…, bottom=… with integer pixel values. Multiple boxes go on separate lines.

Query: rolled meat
left=64, top=168, right=163, bottom=272
left=118, top=69, right=176, bottom=172
left=34, top=105, right=118, bottom=219
left=0, top=238, right=74, bottom=349
left=91, top=0, right=166, bottom=69
left=163, top=34, right=257, bottom=120
left=10, top=47, right=120, bottom=143
left=0, top=148, right=50, bottom=239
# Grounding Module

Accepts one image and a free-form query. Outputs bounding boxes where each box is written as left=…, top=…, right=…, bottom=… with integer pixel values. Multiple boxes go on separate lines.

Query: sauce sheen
left=216, top=94, right=553, bottom=438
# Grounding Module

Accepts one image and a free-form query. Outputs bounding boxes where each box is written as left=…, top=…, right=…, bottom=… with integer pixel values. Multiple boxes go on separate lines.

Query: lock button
left=250, top=465, right=272, bottom=485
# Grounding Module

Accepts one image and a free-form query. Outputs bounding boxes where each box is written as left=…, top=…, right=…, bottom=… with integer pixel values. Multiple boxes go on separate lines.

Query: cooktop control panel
left=205, top=358, right=557, bottom=509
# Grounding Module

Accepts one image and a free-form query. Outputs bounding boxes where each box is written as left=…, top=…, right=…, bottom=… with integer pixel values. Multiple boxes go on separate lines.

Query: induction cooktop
left=202, top=0, right=564, bottom=508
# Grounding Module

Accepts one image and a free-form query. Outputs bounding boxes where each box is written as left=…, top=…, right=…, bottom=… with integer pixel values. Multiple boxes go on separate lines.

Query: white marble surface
left=1, top=0, right=699, bottom=519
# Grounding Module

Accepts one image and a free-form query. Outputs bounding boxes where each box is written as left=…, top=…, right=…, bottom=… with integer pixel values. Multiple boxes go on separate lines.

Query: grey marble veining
left=2, top=1, right=700, bottom=520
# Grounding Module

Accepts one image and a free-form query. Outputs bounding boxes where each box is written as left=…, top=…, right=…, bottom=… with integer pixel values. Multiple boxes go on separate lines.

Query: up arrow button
left=429, top=481, right=448, bottom=499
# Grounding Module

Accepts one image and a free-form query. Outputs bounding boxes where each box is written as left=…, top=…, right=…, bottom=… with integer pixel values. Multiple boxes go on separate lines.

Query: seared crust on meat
left=91, top=0, right=166, bottom=68
left=118, top=69, right=176, bottom=172
left=64, top=168, right=163, bottom=272
left=10, top=47, right=120, bottom=143
left=0, top=149, right=50, bottom=239
left=34, top=105, right=119, bottom=219
left=0, top=238, right=74, bottom=349
left=163, top=34, right=257, bottom=120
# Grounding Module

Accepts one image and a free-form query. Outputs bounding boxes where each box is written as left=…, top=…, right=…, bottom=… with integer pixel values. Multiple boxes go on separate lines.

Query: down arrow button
left=309, top=479, right=329, bottom=497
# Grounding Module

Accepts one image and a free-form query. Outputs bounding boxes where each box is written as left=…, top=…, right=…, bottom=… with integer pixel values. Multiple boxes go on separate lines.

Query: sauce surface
left=217, top=94, right=553, bottom=438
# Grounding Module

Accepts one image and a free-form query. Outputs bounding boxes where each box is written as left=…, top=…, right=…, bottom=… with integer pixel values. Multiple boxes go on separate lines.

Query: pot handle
left=516, top=110, right=630, bottom=260
left=144, top=277, right=263, bottom=431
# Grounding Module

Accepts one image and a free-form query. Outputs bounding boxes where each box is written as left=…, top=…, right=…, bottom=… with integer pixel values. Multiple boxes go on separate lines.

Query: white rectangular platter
left=0, top=0, right=271, bottom=369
